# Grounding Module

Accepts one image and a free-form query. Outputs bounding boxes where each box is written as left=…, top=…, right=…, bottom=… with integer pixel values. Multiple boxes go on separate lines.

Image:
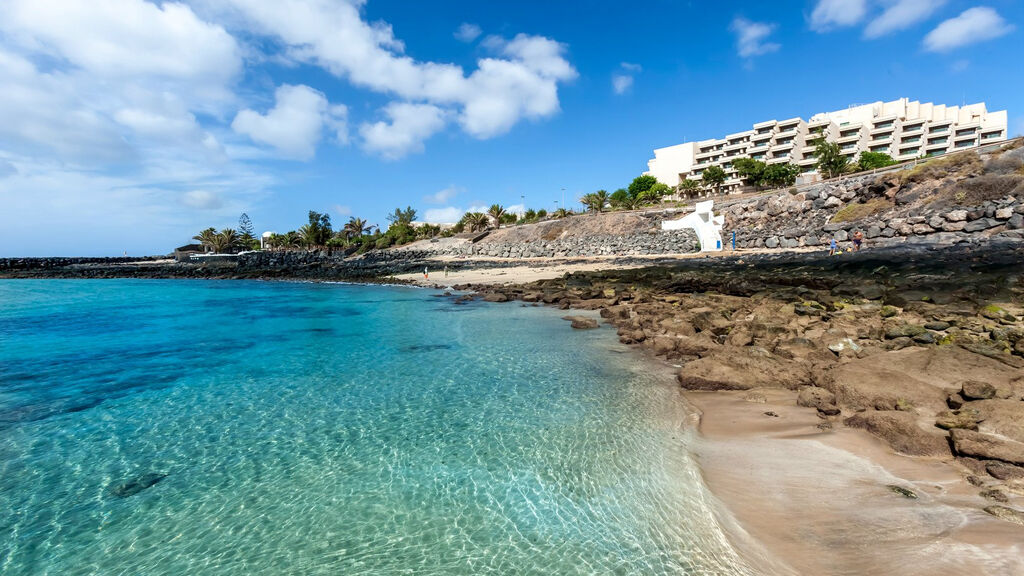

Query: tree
left=209, top=229, right=240, bottom=253
left=238, top=213, right=254, bottom=237
left=813, top=139, right=850, bottom=179
left=627, top=175, right=658, bottom=199
left=701, top=166, right=727, bottom=194
left=857, top=151, right=896, bottom=171
left=341, top=217, right=371, bottom=240
left=386, top=206, right=417, bottom=227
left=523, top=208, right=537, bottom=221
left=460, top=212, right=489, bottom=232
left=676, top=178, right=700, bottom=198
left=732, top=158, right=767, bottom=189
left=535, top=209, right=548, bottom=219
left=609, top=188, right=630, bottom=209
left=298, top=210, right=333, bottom=247
left=760, top=163, right=801, bottom=189
left=192, top=227, right=217, bottom=252
left=581, top=189, right=609, bottom=213
left=487, top=204, right=506, bottom=229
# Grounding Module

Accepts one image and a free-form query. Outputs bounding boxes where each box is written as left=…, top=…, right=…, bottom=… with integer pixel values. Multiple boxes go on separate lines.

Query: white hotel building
left=646, top=98, right=1008, bottom=194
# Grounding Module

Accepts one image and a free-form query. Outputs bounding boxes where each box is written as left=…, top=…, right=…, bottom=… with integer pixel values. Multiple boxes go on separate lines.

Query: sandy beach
left=401, top=253, right=1024, bottom=575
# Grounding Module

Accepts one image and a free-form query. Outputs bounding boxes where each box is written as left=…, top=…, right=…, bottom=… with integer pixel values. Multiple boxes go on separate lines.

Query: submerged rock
left=108, top=472, right=167, bottom=499
left=562, top=316, right=598, bottom=330
left=983, top=505, right=1024, bottom=526
left=886, top=484, right=918, bottom=499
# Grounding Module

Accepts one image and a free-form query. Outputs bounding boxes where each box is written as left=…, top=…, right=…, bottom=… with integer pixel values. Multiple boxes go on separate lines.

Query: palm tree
left=462, top=212, right=489, bottom=232
left=192, top=227, right=217, bottom=252
left=552, top=207, right=570, bottom=219
left=487, top=204, right=506, bottom=229
left=342, top=217, right=370, bottom=241
left=283, top=231, right=303, bottom=248
left=581, top=190, right=609, bottom=213
left=209, top=228, right=240, bottom=253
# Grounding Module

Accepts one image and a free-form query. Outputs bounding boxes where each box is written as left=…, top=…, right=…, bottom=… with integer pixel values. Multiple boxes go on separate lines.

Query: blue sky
left=0, top=0, right=1021, bottom=256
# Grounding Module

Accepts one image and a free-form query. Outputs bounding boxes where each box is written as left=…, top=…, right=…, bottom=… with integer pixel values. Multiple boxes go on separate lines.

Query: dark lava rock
left=482, top=292, right=509, bottom=303
left=887, top=484, right=918, bottom=499
left=108, top=472, right=167, bottom=499
left=924, top=321, right=951, bottom=331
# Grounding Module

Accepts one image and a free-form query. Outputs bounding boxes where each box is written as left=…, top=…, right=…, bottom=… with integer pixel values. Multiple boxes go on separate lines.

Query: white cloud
left=359, top=102, right=447, bottom=160
left=333, top=204, right=352, bottom=216
left=0, top=158, right=17, bottom=177
left=611, top=62, right=641, bottom=95
left=182, top=190, right=224, bottom=210
left=424, top=185, right=461, bottom=204
left=810, top=0, right=869, bottom=32
left=1, top=0, right=241, bottom=106
left=217, top=0, right=575, bottom=145
left=731, top=17, right=780, bottom=58
left=422, top=206, right=464, bottom=224
left=611, top=74, right=634, bottom=94
left=923, top=7, right=1014, bottom=52
left=232, top=84, right=347, bottom=160
left=454, top=23, right=481, bottom=43
left=864, top=0, right=946, bottom=38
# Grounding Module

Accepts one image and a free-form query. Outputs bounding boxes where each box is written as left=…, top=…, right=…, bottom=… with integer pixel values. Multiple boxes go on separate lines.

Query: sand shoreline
left=402, top=256, right=1024, bottom=575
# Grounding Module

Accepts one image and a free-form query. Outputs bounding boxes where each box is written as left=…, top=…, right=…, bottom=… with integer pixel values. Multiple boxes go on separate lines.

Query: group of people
left=829, top=230, right=864, bottom=256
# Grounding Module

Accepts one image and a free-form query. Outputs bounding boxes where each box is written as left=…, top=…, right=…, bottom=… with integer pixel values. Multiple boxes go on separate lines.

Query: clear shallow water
left=0, top=280, right=756, bottom=575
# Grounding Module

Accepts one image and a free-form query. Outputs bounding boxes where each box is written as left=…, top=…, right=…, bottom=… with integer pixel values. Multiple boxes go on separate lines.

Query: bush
left=831, top=197, right=892, bottom=223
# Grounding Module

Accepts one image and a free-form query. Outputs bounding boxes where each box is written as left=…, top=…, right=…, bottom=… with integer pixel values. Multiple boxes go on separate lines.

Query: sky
left=0, top=0, right=1021, bottom=256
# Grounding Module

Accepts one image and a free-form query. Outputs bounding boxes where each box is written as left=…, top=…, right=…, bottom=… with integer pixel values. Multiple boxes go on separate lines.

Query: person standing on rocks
left=829, top=237, right=837, bottom=256
left=853, top=230, right=864, bottom=252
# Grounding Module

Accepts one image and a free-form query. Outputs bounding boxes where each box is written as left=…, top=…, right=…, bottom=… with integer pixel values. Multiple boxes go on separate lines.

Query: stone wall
left=431, top=230, right=699, bottom=258
left=722, top=171, right=1024, bottom=250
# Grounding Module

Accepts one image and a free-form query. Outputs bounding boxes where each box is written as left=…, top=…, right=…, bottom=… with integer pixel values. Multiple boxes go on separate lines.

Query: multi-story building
left=646, top=98, right=1008, bottom=193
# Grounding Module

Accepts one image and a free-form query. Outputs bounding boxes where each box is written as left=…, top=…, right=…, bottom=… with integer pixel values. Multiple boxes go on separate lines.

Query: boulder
left=986, top=461, right=1024, bottom=481
left=961, top=380, right=996, bottom=400
left=995, top=207, right=1014, bottom=220
left=482, top=292, right=509, bottom=302
left=677, top=347, right=813, bottom=391
left=844, top=410, right=950, bottom=456
left=964, top=218, right=998, bottom=233
left=797, top=386, right=841, bottom=415
left=934, top=408, right=982, bottom=431
left=949, top=429, right=1024, bottom=465
left=562, top=316, right=598, bottom=330
left=945, top=210, right=968, bottom=222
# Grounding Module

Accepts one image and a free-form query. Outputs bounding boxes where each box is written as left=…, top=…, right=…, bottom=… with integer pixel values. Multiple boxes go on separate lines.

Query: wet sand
left=685, top=388, right=1024, bottom=576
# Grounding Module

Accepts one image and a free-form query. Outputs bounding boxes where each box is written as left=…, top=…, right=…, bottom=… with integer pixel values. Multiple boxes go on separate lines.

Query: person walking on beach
left=829, top=237, right=837, bottom=256
left=424, top=266, right=428, bottom=280
left=853, top=230, right=864, bottom=252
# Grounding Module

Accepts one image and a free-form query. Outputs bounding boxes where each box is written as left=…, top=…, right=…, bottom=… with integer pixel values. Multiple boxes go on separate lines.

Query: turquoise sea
left=0, top=280, right=758, bottom=575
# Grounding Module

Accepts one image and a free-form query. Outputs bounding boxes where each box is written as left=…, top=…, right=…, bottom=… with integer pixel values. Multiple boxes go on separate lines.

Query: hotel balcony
left=836, top=132, right=861, bottom=144
left=770, top=141, right=795, bottom=152
left=723, top=140, right=749, bottom=152
left=924, top=139, right=948, bottom=150
left=870, top=123, right=896, bottom=134
left=870, top=135, right=893, bottom=146
left=981, top=130, right=1005, bottom=141
left=775, top=127, right=799, bottom=139
left=928, top=123, right=951, bottom=134
left=897, top=147, right=920, bottom=158
left=767, top=155, right=791, bottom=164
left=901, top=123, right=924, bottom=136
left=795, top=156, right=817, bottom=166
left=750, top=131, right=773, bottom=142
